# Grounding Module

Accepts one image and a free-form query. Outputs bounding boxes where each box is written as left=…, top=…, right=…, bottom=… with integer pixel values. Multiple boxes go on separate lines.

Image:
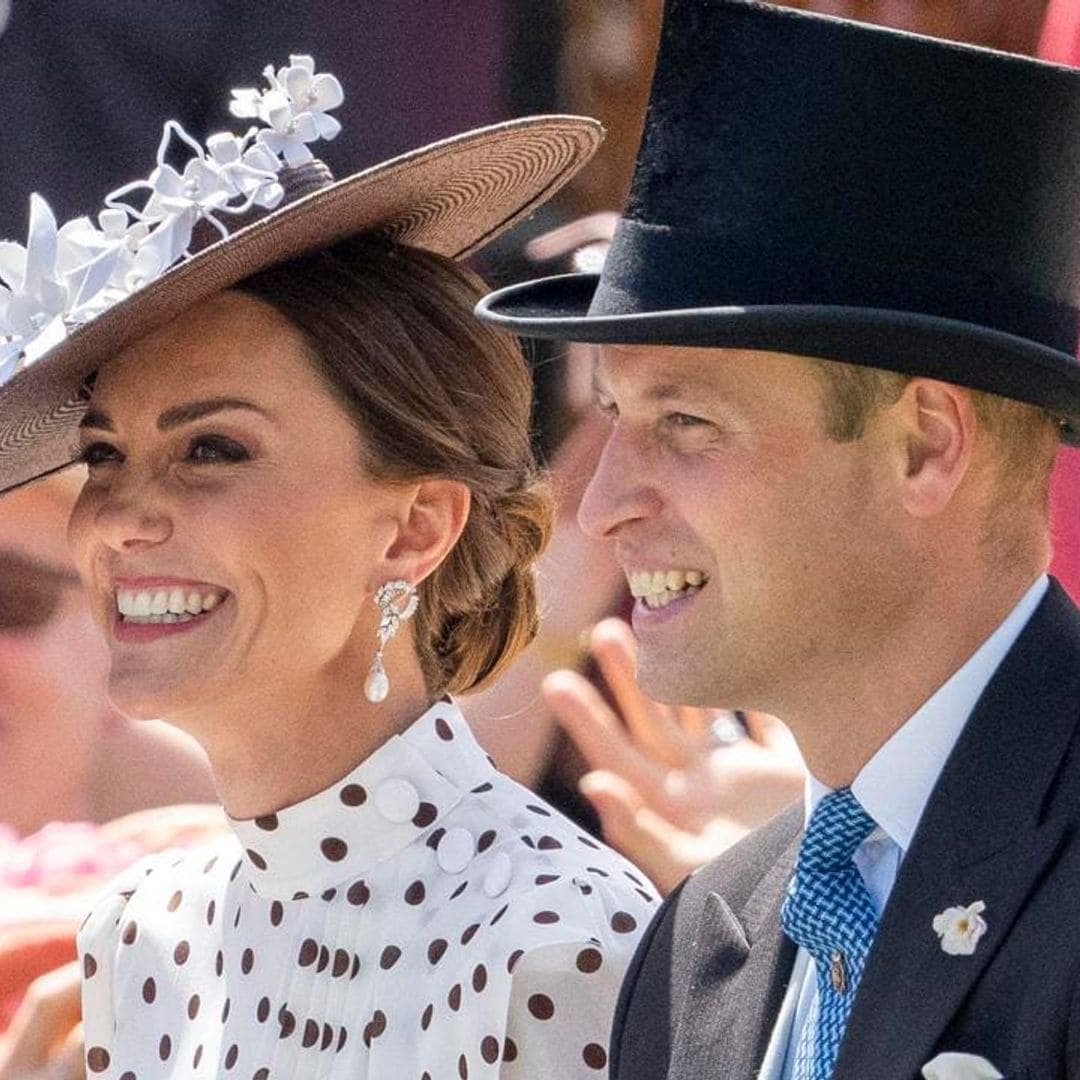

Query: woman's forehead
left=89, top=292, right=316, bottom=411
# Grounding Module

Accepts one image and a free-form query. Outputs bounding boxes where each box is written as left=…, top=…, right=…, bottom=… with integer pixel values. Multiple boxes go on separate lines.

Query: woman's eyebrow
left=156, top=398, right=273, bottom=430
left=78, top=398, right=274, bottom=433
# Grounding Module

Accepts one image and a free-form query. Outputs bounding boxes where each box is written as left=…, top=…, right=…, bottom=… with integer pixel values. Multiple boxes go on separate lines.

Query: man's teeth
left=628, top=569, right=707, bottom=609
left=116, top=587, right=225, bottom=622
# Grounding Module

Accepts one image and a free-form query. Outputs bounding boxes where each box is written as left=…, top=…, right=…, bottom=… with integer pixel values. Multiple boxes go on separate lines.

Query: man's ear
left=379, top=478, right=471, bottom=587
left=893, top=378, right=977, bottom=519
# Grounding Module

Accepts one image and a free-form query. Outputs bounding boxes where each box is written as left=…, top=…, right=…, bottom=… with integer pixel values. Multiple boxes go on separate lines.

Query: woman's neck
left=166, top=656, right=433, bottom=820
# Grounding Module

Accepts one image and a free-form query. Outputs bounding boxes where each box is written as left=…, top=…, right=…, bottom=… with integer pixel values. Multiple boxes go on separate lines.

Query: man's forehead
left=591, top=343, right=812, bottom=399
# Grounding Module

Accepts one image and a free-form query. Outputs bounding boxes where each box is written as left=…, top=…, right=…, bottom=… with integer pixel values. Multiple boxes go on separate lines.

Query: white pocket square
left=921, top=1052, right=1004, bottom=1079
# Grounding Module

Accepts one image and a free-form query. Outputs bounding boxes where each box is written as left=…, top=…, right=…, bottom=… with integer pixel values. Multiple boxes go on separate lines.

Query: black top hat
left=477, top=0, right=1080, bottom=444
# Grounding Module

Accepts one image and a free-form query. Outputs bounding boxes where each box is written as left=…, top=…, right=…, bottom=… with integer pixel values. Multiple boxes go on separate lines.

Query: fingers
left=53, top=1022, right=86, bottom=1080
left=542, top=669, right=664, bottom=800
left=589, top=619, right=695, bottom=768
left=0, top=961, right=82, bottom=1078
left=674, top=704, right=717, bottom=741
left=523, top=212, right=619, bottom=263
left=578, top=771, right=697, bottom=894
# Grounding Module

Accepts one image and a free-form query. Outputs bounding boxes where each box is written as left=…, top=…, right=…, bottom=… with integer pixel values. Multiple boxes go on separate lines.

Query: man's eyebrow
left=0, top=547, right=81, bottom=586
left=79, top=397, right=274, bottom=433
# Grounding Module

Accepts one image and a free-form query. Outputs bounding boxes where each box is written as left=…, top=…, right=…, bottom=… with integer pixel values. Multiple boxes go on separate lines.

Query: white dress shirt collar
left=805, top=574, right=1049, bottom=853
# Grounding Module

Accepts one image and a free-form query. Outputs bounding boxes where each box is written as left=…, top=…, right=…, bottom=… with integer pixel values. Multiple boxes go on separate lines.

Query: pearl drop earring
left=364, top=580, right=419, bottom=704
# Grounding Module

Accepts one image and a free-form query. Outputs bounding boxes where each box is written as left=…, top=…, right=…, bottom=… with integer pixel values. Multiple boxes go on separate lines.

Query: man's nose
left=577, top=430, right=662, bottom=540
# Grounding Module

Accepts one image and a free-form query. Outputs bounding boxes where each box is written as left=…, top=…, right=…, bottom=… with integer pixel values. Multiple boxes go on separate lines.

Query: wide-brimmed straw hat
left=476, top=0, right=1080, bottom=445
left=0, top=54, right=602, bottom=493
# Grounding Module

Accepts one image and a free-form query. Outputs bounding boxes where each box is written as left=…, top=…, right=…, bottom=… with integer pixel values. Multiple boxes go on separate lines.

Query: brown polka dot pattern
left=86, top=1046, right=110, bottom=1072
left=576, top=948, right=603, bottom=974
left=528, top=993, right=555, bottom=1020
left=75, top=700, right=659, bottom=1078
left=320, top=837, right=348, bottom=862
left=340, top=783, right=367, bottom=806
left=583, top=1042, right=608, bottom=1069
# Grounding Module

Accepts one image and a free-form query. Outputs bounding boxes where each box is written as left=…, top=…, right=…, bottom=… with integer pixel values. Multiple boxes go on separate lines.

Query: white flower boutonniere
left=932, top=900, right=988, bottom=956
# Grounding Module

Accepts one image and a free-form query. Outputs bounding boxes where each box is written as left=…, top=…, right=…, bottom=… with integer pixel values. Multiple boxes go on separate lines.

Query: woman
left=0, top=57, right=656, bottom=1077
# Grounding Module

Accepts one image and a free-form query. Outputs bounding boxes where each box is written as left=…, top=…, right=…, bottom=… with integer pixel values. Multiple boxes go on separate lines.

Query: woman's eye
left=187, top=435, right=250, bottom=463
left=76, top=442, right=122, bottom=467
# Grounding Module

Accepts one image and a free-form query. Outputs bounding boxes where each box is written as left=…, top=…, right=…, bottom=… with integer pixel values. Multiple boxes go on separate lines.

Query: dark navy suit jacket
left=612, top=580, right=1080, bottom=1079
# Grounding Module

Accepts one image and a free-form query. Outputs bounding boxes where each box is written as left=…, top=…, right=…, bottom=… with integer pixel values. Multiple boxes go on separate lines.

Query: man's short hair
left=811, top=359, right=1059, bottom=553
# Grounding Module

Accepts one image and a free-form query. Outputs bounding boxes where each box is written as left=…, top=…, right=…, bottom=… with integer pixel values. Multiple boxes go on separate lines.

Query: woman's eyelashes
left=74, top=441, right=122, bottom=467
left=185, top=434, right=250, bottom=463
left=74, top=433, right=252, bottom=469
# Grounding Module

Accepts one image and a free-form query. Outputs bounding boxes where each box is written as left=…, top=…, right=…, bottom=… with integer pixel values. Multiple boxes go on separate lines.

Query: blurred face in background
left=0, top=472, right=122, bottom=836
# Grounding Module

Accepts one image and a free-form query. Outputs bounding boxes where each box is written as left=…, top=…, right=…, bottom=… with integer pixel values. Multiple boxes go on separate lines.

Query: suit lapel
left=835, top=582, right=1080, bottom=1080
left=672, top=814, right=801, bottom=1079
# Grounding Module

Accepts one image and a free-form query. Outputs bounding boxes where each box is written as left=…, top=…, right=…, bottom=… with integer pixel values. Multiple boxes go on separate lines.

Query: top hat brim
left=476, top=272, right=1080, bottom=447
left=0, top=115, right=602, bottom=494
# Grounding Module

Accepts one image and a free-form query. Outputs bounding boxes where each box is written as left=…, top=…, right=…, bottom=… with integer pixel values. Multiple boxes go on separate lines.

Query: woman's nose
left=91, top=480, right=173, bottom=552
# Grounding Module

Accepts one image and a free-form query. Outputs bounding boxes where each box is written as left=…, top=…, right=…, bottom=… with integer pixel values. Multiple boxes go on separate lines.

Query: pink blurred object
left=1040, top=0, right=1080, bottom=63
left=1039, top=2, right=1080, bottom=603
left=0, top=821, right=144, bottom=894
left=1050, top=449, right=1080, bottom=602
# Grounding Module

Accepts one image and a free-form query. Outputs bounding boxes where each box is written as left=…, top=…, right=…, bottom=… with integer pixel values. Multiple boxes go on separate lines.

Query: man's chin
left=635, top=649, right=751, bottom=712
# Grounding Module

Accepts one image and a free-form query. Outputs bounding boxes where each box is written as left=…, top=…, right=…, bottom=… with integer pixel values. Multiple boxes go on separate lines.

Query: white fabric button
left=375, top=778, right=420, bottom=823
left=483, top=851, right=513, bottom=898
left=437, top=827, right=475, bottom=874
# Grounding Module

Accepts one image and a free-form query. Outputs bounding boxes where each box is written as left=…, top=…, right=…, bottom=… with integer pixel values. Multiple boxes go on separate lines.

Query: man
left=477, top=1, right=1080, bottom=1077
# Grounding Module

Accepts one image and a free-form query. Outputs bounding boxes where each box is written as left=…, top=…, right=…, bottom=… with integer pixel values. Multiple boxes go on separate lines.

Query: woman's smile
left=111, top=576, right=231, bottom=643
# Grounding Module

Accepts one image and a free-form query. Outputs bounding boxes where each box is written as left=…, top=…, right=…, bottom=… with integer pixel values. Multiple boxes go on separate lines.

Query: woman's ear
left=380, top=479, right=471, bottom=586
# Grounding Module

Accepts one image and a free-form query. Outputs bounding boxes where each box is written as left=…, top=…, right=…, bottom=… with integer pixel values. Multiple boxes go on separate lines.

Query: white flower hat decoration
left=0, top=54, right=602, bottom=494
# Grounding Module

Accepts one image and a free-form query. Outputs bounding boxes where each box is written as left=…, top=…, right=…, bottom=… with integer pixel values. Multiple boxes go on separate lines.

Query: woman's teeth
left=628, top=569, right=707, bottom=610
left=115, top=587, right=225, bottom=624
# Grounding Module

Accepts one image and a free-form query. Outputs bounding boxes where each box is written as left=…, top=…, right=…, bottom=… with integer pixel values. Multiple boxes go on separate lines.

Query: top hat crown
left=478, top=0, right=1080, bottom=442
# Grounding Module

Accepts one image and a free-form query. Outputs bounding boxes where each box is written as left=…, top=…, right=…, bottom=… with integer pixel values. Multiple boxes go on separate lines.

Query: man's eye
left=75, top=442, right=122, bottom=467
left=665, top=412, right=711, bottom=428
left=187, top=435, right=250, bottom=463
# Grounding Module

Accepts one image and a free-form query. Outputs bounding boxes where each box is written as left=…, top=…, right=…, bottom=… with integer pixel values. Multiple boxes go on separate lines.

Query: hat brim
left=0, top=116, right=602, bottom=494
left=476, top=272, right=1080, bottom=447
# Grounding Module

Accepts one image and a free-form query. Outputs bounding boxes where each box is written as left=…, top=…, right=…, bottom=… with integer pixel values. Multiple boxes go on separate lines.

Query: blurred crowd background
left=1, top=1, right=1079, bottom=1072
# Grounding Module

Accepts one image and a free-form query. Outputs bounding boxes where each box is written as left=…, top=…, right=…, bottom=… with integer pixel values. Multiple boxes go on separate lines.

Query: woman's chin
left=106, top=673, right=209, bottom=726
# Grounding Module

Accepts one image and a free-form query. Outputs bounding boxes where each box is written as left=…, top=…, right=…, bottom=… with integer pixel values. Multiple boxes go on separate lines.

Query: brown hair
left=239, top=234, right=553, bottom=697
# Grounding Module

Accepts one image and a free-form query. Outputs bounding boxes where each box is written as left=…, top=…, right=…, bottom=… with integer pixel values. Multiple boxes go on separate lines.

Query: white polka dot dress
left=77, top=700, right=659, bottom=1078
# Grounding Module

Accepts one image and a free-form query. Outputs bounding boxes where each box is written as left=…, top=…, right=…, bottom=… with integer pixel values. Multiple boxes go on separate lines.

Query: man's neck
left=786, top=571, right=1046, bottom=789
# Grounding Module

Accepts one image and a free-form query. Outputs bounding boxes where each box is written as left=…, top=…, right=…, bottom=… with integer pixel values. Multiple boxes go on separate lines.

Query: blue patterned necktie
left=780, top=788, right=879, bottom=1079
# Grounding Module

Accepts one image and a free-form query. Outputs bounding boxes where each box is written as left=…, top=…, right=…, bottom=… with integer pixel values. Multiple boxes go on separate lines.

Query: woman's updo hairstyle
left=239, top=234, right=553, bottom=697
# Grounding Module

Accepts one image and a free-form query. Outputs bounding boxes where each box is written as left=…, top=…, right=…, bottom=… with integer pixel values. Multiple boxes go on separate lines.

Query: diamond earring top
left=364, top=580, right=419, bottom=704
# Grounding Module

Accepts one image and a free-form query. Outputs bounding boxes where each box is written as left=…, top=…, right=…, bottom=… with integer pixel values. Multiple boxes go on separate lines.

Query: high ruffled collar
left=228, top=699, right=496, bottom=899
